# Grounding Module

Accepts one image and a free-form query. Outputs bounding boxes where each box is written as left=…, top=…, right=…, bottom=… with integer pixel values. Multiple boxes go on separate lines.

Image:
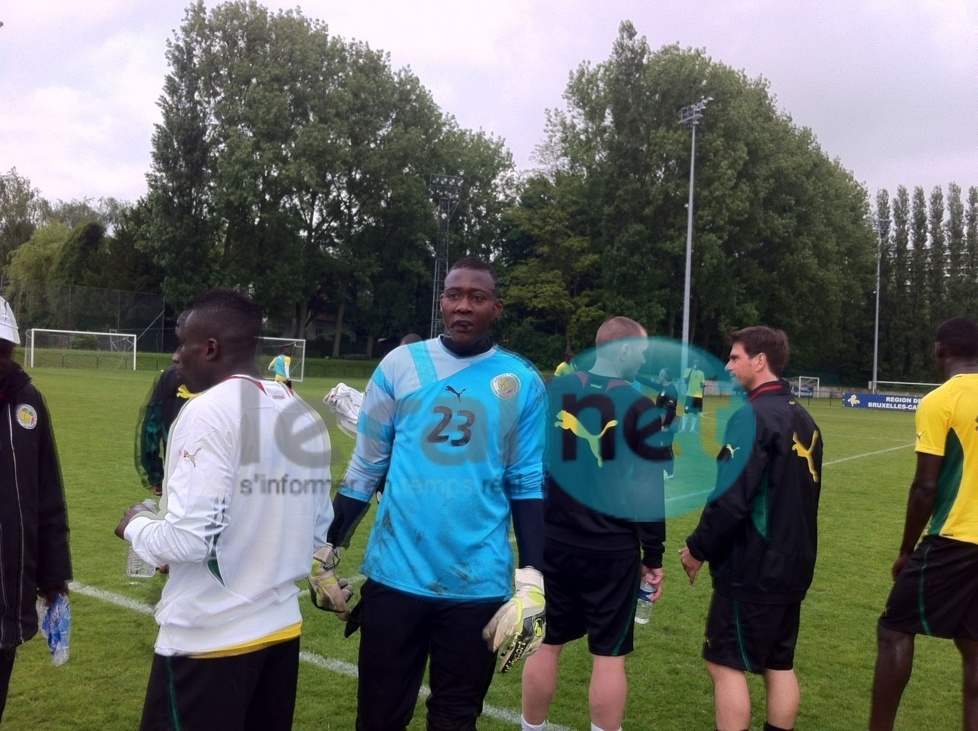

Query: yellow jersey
left=915, top=373, right=978, bottom=544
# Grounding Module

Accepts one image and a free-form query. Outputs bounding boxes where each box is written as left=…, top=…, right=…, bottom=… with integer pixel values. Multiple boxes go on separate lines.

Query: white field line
left=70, top=582, right=575, bottom=731
left=823, top=442, right=914, bottom=466
left=660, top=442, right=916, bottom=504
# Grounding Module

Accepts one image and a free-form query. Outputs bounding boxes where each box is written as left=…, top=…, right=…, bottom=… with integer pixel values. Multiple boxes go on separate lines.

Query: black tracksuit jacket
left=0, top=365, right=72, bottom=648
left=686, top=380, right=821, bottom=604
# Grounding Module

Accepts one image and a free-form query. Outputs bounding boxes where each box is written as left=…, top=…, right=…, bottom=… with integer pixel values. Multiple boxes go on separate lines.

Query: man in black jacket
left=522, top=316, right=667, bottom=731
left=680, top=327, right=821, bottom=731
left=0, top=296, right=72, bottom=721
left=136, top=314, right=194, bottom=496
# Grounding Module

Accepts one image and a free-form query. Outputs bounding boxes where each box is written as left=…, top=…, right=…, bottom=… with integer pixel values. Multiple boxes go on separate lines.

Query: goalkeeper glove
left=481, top=567, right=546, bottom=674
left=308, top=544, right=353, bottom=620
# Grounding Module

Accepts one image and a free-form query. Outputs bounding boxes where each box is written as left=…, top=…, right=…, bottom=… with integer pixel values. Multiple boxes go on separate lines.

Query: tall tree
left=142, top=0, right=511, bottom=357
left=889, top=187, right=912, bottom=377
left=927, top=186, right=947, bottom=322
left=874, top=190, right=893, bottom=382
left=944, top=183, right=969, bottom=319
left=907, top=187, right=930, bottom=379
left=967, top=187, right=978, bottom=320
left=0, top=168, right=43, bottom=268
left=5, top=223, right=72, bottom=328
left=506, top=24, right=874, bottom=374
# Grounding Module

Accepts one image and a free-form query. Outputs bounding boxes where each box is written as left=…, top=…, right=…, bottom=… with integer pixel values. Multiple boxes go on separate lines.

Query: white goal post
left=28, top=328, right=137, bottom=370
left=256, top=337, right=307, bottom=383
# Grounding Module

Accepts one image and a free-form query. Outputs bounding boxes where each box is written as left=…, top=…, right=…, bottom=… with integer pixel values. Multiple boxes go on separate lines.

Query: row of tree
left=1, top=6, right=974, bottom=384
left=874, top=184, right=978, bottom=384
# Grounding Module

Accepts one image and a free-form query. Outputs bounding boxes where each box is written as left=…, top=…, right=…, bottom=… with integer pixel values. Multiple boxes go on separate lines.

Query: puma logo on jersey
left=446, top=386, right=467, bottom=401
left=792, top=431, right=820, bottom=483
left=182, top=447, right=202, bottom=467
left=724, top=444, right=740, bottom=458
left=555, top=410, right=618, bottom=467
left=176, top=385, right=198, bottom=400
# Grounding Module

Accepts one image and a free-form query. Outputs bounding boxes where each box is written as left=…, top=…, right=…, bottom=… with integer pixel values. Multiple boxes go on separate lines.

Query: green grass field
left=3, top=367, right=959, bottom=730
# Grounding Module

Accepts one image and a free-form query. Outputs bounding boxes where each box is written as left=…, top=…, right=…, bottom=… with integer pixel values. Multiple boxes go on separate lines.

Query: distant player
left=268, top=344, right=293, bottom=388
left=680, top=359, right=706, bottom=433
left=869, top=317, right=978, bottom=731
left=554, top=349, right=575, bottom=377
left=635, top=367, right=679, bottom=479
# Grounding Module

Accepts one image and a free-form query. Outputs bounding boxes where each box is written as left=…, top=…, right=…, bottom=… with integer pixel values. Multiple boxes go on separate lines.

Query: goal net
left=256, top=337, right=306, bottom=383
left=28, top=328, right=137, bottom=370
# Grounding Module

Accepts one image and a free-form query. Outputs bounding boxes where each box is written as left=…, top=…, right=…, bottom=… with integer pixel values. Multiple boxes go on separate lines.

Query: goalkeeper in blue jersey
left=308, top=257, right=546, bottom=730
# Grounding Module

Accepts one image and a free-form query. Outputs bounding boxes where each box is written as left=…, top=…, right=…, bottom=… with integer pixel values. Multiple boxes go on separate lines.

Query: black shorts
left=140, top=637, right=300, bottom=730
left=702, top=593, right=800, bottom=674
left=542, top=546, right=640, bottom=656
left=879, top=535, right=978, bottom=640
left=685, top=396, right=703, bottom=414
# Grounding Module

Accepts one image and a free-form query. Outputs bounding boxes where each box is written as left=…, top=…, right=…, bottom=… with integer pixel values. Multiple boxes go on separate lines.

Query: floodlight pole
left=872, top=214, right=887, bottom=394
left=428, top=175, right=462, bottom=338
left=679, top=97, right=712, bottom=378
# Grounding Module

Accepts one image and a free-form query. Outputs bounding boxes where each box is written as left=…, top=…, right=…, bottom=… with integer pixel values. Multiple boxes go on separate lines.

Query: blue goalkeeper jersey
left=339, top=338, right=546, bottom=600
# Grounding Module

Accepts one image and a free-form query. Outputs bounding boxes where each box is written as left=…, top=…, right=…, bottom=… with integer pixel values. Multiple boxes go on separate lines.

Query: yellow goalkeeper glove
left=481, top=567, right=546, bottom=673
left=308, top=544, right=353, bottom=620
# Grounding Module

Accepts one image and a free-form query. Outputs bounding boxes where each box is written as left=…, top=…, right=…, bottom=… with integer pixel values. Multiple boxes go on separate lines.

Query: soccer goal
left=256, top=337, right=307, bottom=383
left=793, top=376, right=821, bottom=399
left=871, top=380, right=940, bottom=396
left=28, top=329, right=137, bottom=370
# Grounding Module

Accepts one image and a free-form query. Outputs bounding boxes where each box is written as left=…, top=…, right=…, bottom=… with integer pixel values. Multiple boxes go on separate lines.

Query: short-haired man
left=869, top=317, right=978, bottom=731
left=116, top=289, right=332, bottom=730
left=315, top=257, right=547, bottom=729
left=0, top=296, right=71, bottom=723
left=522, top=316, right=667, bottom=731
left=680, top=326, right=822, bottom=731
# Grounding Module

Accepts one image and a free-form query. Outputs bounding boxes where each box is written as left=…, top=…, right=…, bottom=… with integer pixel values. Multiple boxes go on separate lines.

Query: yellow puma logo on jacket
left=792, top=430, right=820, bottom=483
left=555, top=410, right=618, bottom=467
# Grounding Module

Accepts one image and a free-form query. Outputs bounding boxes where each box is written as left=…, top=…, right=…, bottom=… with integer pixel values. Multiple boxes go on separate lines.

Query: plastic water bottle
left=634, top=576, right=657, bottom=625
left=37, top=593, right=71, bottom=666
left=126, top=499, right=158, bottom=578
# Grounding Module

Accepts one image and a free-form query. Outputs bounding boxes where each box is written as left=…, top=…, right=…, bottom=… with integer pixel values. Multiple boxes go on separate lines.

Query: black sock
left=764, top=723, right=793, bottom=731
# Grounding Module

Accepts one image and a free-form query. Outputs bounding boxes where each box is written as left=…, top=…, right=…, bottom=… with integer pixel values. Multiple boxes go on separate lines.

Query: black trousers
left=140, top=637, right=300, bottom=731
left=355, top=581, right=502, bottom=731
left=0, top=646, right=16, bottom=723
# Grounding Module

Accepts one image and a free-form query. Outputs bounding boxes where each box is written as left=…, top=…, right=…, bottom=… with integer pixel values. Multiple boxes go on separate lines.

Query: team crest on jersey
left=491, top=373, right=520, bottom=400
left=15, top=404, right=37, bottom=429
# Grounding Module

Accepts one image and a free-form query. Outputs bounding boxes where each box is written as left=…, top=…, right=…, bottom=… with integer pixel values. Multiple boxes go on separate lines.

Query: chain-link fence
left=1, top=280, right=167, bottom=352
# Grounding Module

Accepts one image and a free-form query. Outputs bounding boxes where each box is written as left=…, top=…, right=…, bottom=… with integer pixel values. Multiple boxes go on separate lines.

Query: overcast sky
left=1, top=0, right=974, bottom=206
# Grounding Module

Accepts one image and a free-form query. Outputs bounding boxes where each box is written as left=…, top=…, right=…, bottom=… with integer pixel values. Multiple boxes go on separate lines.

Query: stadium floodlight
left=428, top=174, right=462, bottom=339
left=679, top=97, right=712, bottom=377
left=872, top=214, right=888, bottom=394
